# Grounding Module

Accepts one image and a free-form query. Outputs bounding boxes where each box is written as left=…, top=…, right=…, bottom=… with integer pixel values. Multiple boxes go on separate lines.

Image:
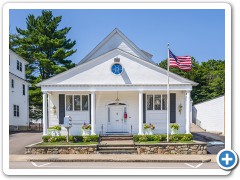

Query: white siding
left=146, top=91, right=186, bottom=134
left=48, top=92, right=90, bottom=135
left=9, top=50, right=27, bottom=80
left=9, top=74, right=29, bottom=127
left=193, top=96, right=224, bottom=134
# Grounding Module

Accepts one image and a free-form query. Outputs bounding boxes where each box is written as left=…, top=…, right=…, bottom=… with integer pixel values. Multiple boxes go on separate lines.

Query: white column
left=91, top=92, right=96, bottom=135
left=138, top=91, right=143, bottom=135
left=185, top=90, right=191, bottom=134
left=42, top=92, right=48, bottom=135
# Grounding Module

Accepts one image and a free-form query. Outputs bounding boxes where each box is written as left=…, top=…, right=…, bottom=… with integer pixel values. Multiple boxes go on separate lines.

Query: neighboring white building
left=9, top=49, right=30, bottom=131
left=37, top=28, right=197, bottom=135
left=192, top=95, right=225, bottom=135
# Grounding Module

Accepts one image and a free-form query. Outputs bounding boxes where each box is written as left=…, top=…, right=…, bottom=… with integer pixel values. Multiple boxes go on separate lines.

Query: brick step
left=98, top=149, right=137, bottom=154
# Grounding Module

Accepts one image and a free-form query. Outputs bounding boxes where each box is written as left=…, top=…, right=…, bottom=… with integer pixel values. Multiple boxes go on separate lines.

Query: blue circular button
left=217, top=149, right=238, bottom=170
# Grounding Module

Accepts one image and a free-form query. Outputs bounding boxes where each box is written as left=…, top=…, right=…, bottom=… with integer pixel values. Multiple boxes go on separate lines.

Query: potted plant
left=47, top=125, right=61, bottom=136
left=170, top=123, right=179, bottom=134
left=143, top=123, right=155, bottom=135
left=81, top=122, right=91, bottom=136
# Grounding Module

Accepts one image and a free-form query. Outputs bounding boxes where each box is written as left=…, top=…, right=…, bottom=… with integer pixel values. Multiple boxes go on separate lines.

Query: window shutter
left=170, top=93, right=176, bottom=123
left=59, top=94, right=65, bottom=124
left=143, top=93, right=146, bottom=123
left=89, top=94, right=91, bottom=124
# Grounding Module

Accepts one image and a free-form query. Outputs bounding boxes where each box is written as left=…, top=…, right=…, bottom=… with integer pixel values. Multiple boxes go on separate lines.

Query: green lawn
left=36, top=142, right=98, bottom=146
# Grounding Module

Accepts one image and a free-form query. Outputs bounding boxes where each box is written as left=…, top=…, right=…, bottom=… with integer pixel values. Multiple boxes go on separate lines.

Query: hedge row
left=42, top=135, right=99, bottom=143
left=133, top=134, right=193, bottom=142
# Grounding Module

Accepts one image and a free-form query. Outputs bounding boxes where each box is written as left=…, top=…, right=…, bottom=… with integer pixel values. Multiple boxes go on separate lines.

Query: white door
left=109, top=106, right=123, bottom=132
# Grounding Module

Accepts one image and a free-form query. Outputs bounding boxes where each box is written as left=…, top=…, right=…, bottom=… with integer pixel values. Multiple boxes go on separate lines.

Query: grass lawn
left=135, top=141, right=194, bottom=144
left=36, top=142, right=98, bottom=146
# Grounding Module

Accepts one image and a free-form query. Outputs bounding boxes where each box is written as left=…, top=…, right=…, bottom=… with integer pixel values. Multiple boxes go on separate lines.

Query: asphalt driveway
left=9, top=132, right=42, bottom=154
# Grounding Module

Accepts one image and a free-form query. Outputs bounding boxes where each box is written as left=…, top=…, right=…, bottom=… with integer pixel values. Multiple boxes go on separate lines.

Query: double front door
left=107, top=105, right=127, bottom=132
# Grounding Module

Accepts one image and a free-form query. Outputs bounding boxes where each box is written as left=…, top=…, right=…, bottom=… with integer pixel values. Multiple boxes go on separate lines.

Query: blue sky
left=9, top=9, right=225, bottom=64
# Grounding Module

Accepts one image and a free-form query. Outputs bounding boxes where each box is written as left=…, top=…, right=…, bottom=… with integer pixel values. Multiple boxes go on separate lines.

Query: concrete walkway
left=10, top=154, right=217, bottom=163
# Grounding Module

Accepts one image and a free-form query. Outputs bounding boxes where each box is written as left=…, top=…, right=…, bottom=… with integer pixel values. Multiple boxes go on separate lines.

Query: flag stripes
left=169, top=49, right=192, bottom=71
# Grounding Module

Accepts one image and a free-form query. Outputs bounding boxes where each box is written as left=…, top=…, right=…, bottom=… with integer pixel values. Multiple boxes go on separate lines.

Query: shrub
left=42, top=135, right=52, bottom=142
left=169, top=134, right=193, bottom=142
left=48, top=125, right=61, bottom=131
left=69, top=135, right=84, bottom=142
left=181, top=134, right=193, bottom=141
left=83, top=135, right=99, bottom=142
left=161, top=134, right=167, bottom=141
left=152, top=135, right=161, bottom=141
left=139, top=135, right=148, bottom=142
left=170, top=123, right=180, bottom=130
left=133, top=135, right=141, bottom=142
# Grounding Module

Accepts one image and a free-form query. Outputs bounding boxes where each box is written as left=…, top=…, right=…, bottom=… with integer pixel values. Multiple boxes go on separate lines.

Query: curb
left=28, top=158, right=211, bottom=163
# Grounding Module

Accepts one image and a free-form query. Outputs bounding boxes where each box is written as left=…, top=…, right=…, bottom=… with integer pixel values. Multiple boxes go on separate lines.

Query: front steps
left=98, top=135, right=137, bottom=154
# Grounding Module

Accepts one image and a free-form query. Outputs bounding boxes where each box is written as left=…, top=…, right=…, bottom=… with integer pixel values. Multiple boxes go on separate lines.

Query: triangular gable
left=38, top=48, right=197, bottom=86
left=78, top=28, right=155, bottom=65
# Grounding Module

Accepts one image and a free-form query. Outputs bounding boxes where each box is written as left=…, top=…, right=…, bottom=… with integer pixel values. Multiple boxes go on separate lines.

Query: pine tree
left=10, top=10, right=77, bottom=122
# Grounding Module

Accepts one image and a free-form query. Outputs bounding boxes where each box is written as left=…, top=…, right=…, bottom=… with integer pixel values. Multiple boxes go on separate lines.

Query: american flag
left=169, top=49, right=192, bottom=71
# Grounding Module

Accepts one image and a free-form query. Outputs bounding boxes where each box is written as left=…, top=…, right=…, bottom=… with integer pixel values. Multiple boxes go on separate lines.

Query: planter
left=171, top=128, right=178, bottom=134
left=82, top=129, right=90, bottom=136
left=47, top=129, right=61, bottom=136
left=144, top=128, right=154, bottom=135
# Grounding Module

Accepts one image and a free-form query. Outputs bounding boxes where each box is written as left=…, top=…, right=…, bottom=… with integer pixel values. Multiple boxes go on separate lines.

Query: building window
left=11, top=79, right=14, bottom=88
left=66, top=95, right=73, bottom=111
left=154, top=95, right=161, bottom=110
left=14, top=105, right=19, bottom=117
left=147, top=95, right=153, bottom=110
left=17, top=60, right=22, bottom=72
left=111, top=63, right=123, bottom=75
left=22, top=84, right=25, bottom=95
left=66, top=95, right=88, bottom=111
left=74, top=95, right=81, bottom=111
left=147, top=94, right=167, bottom=111
left=82, top=95, right=88, bottom=111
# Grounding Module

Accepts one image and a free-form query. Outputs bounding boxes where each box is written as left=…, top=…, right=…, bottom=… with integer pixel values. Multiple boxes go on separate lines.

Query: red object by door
left=124, top=112, right=127, bottom=119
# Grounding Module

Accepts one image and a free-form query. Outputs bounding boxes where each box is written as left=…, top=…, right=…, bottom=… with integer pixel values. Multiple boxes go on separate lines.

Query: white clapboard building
left=9, top=49, right=30, bottom=131
left=37, top=28, right=197, bottom=135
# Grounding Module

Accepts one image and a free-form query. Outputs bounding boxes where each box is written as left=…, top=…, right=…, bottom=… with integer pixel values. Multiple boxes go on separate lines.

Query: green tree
left=10, top=10, right=77, bottom=121
left=158, top=58, right=225, bottom=104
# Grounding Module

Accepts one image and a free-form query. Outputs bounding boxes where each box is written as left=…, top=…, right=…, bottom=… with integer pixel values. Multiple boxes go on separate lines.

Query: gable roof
left=37, top=48, right=198, bottom=86
left=78, top=28, right=155, bottom=65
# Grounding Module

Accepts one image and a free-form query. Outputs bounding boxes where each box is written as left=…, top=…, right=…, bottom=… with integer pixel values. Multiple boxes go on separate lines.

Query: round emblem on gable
left=111, top=63, right=123, bottom=75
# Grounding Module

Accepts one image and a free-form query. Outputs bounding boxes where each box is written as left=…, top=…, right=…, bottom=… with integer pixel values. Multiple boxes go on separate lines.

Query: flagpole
left=167, top=43, right=170, bottom=142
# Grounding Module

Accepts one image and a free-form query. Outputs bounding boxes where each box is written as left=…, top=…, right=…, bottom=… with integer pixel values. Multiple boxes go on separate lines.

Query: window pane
left=82, top=95, right=88, bottom=111
left=20, top=62, right=22, bottom=72
left=17, top=60, right=19, bottom=70
left=162, top=94, right=167, bottom=110
left=14, top=105, right=16, bottom=116
left=154, top=95, right=161, bottom=110
left=74, top=95, right=81, bottom=111
left=23, top=84, right=25, bottom=95
left=12, top=79, right=14, bottom=88
left=147, top=95, right=153, bottom=110
left=66, top=95, right=73, bottom=111
left=17, top=106, right=19, bottom=117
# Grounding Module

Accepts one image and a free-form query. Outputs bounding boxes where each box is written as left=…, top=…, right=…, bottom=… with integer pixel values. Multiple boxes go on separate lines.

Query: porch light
left=115, top=91, right=120, bottom=104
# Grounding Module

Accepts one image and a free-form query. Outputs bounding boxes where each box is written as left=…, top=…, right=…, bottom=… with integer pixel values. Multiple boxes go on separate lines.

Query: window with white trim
left=66, top=95, right=89, bottom=111
left=14, top=105, right=19, bottom=117
left=147, top=94, right=167, bottom=111
left=17, top=60, right=22, bottom=72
